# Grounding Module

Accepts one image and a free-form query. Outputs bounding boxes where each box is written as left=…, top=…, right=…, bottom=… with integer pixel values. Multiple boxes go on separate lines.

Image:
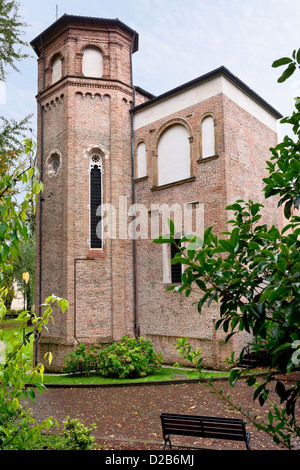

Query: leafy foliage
left=175, top=337, right=297, bottom=450
left=62, top=342, right=102, bottom=375
left=98, top=336, right=163, bottom=379
left=12, top=234, right=36, bottom=310
left=0, top=0, right=73, bottom=450
left=272, top=48, right=300, bottom=83
left=63, top=336, right=163, bottom=379
left=0, top=0, right=29, bottom=80
left=60, top=417, right=96, bottom=450
left=0, top=295, right=69, bottom=450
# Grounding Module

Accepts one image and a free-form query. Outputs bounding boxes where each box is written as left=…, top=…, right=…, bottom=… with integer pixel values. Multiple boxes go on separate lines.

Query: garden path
left=30, top=374, right=300, bottom=451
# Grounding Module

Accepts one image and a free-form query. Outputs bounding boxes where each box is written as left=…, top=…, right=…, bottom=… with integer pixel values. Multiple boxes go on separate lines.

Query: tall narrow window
left=201, top=115, right=216, bottom=158
left=170, top=239, right=182, bottom=283
left=90, top=154, right=102, bottom=248
left=52, top=54, right=62, bottom=83
left=136, top=141, right=147, bottom=178
left=82, top=46, right=103, bottom=78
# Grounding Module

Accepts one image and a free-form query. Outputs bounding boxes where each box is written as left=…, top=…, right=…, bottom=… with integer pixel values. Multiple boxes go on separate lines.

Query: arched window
left=52, top=54, right=62, bottom=83
left=89, top=152, right=103, bottom=249
left=200, top=115, right=216, bottom=158
left=157, top=124, right=191, bottom=186
left=136, top=141, right=147, bottom=178
left=82, top=46, right=103, bottom=78
left=46, top=151, right=62, bottom=176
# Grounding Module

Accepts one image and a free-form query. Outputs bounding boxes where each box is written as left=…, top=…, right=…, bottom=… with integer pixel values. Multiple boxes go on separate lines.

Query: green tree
left=0, top=0, right=29, bottom=80
left=13, top=234, right=35, bottom=310
left=0, top=0, right=70, bottom=449
left=0, top=295, right=68, bottom=449
left=154, top=50, right=300, bottom=449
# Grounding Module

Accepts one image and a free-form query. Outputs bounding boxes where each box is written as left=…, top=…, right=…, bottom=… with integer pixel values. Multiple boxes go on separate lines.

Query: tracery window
left=90, top=153, right=103, bottom=249
left=47, top=151, right=61, bottom=176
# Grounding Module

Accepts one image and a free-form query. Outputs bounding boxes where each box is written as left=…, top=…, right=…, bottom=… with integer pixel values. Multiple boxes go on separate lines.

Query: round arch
left=81, top=45, right=104, bottom=78
left=83, top=143, right=109, bottom=160
left=198, top=112, right=218, bottom=159
left=153, top=118, right=193, bottom=186
left=135, top=138, right=148, bottom=179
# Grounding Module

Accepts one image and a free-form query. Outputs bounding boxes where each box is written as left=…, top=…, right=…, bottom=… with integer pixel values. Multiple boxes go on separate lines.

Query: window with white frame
left=162, top=238, right=182, bottom=284
left=136, top=141, right=147, bottom=178
left=201, top=115, right=216, bottom=158
left=89, top=153, right=103, bottom=249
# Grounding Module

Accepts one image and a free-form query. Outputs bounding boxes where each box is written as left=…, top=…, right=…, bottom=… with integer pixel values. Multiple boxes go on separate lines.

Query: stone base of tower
left=143, top=334, right=233, bottom=371
left=35, top=338, right=77, bottom=372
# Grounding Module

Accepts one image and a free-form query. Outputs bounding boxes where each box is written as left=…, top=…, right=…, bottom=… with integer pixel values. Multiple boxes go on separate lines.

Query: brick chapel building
left=30, top=14, right=282, bottom=371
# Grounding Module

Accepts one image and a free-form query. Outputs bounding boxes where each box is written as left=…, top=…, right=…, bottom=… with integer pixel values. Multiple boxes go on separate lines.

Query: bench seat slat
left=164, top=425, right=245, bottom=437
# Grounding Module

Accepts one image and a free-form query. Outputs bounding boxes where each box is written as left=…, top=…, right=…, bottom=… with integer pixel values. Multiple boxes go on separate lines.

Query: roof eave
left=30, top=14, right=139, bottom=56
left=132, top=66, right=282, bottom=120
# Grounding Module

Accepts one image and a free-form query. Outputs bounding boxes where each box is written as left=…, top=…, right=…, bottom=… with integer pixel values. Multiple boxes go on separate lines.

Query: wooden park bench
left=160, top=413, right=251, bottom=450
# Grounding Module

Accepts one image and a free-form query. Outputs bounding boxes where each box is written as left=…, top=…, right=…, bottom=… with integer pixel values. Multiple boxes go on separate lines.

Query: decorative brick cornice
left=68, top=80, right=134, bottom=97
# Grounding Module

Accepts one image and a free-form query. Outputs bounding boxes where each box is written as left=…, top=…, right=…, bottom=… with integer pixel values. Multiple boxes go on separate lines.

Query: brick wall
left=133, top=91, right=280, bottom=369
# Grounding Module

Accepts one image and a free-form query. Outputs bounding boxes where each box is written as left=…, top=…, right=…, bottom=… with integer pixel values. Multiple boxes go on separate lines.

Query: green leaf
left=32, top=180, right=42, bottom=194
left=230, top=227, right=239, bottom=248
left=272, top=57, right=293, bottom=68
left=219, top=239, right=235, bottom=254
left=153, top=235, right=173, bottom=244
left=276, top=259, right=287, bottom=273
left=278, top=63, right=296, bottom=83
left=229, top=368, right=241, bottom=386
left=12, top=397, right=19, bottom=412
left=196, top=279, right=206, bottom=290
left=272, top=172, right=285, bottom=186
left=60, top=298, right=69, bottom=313
left=197, top=291, right=211, bottom=313
left=247, top=376, right=257, bottom=386
left=168, top=218, right=175, bottom=236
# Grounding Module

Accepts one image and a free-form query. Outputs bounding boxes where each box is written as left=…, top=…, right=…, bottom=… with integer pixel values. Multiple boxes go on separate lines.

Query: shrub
left=62, top=336, right=163, bottom=379
left=61, top=417, right=95, bottom=450
left=97, top=336, right=163, bottom=379
left=62, top=343, right=102, bottom=375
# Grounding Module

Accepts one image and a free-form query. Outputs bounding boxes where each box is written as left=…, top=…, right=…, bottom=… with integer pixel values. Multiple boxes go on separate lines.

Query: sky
left=1, top=0, right=300, bottom=140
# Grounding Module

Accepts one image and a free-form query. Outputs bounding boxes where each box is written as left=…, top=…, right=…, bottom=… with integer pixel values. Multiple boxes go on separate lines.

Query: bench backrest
left=160, top=413, right=248, bottom=443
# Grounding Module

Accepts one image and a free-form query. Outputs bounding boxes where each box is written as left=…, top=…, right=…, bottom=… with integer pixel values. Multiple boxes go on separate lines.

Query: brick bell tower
left=31, top=15, right=141, bottom=371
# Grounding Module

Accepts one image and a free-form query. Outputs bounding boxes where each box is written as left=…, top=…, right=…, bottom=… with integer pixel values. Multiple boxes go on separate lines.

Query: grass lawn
left=1, top=319, right=35, bottom=368
left=39, top=366, right=229, bottom=386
